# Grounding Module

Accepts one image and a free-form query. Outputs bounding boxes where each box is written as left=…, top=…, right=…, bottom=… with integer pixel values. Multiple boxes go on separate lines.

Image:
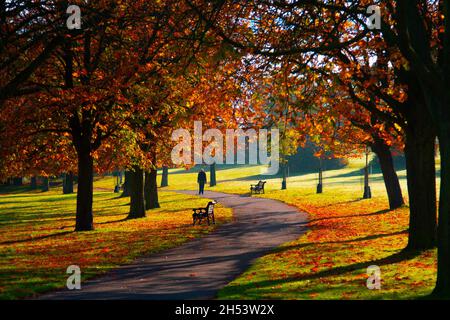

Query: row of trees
left=1, top=0, right=449, bottom=296
left=0, top=1, right=253, bottom=229
left=185, top=0, right=447, bottom=296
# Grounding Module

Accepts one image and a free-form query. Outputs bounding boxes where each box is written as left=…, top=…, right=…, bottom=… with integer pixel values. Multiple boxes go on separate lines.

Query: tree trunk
left=13, top=177, right=23, bottom=186
left=63, top=172, right=74, bottom=194
left=371, top=137, right=403, bottom=209
left=434, top=135, right=450, bottom=294
left=121, top=171, right=130, bottom=197
left=431, top=93, right=450, bottom=295
left=403, top=116, right=437, bottom=251
left=145, top=169, right=160, bottom=210
left=41, top=176, right=49, bottom=192
left=161, top=166, right=169, bottom=187
left=210, top=163, right=217, bottom=187
left=30, top=176, right=37, bottom=189
left=127, top=167, right=146, bottom=219
left=75, top=151, right=94, bottom=231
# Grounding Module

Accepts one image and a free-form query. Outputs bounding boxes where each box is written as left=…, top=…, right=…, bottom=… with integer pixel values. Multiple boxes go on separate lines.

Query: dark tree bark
left=160, top=166, right=169, bottom=187
left=41, top=176, right=49, bottom=192
left=404, top=140, right=437, bottom=250
left=70, top=107, right=96, bottom=232
left=145, top=169, right=160, bottom=210
left=127, top=167, right=146, bottom=219
left=63, top=172, right=74, bottom=194
left=209, top=163, right=217, bottom=187
left=30, top=176, right=37, bottom=189
left=75, top=151, right=94, bottom=231
left=13, top=177, right=23, bottom=186
left=435, top=134, right=450, bottom=294
left=424, top=89, right=450, bottom=294
left=370, top=137, right=403, bottom=209
left=0, top=35, right=63, bottom=103
left=403, top=95, right=437, bottom=251
left=121, top=171, right=130, bottom=197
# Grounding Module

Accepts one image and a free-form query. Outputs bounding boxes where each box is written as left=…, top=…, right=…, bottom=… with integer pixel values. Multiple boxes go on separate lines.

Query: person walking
left=197, top=169, right=207, bottom=195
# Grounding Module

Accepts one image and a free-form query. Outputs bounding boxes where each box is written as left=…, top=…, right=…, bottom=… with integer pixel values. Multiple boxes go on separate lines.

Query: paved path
left=38, top=190, right=308, bottom=300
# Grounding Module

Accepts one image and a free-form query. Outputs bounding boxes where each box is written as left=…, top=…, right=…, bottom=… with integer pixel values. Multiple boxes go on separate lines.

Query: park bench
left=250, top=180, right=266, bottom=194
left=192, top=201, right=216, bottom=226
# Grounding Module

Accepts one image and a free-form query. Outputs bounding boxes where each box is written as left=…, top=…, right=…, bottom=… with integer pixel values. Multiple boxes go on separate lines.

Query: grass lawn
left=161, top=158, right=438, bottom=299
left=0, top=183, right=232, bottom=300
left=0, top=156, right=439, bottom=300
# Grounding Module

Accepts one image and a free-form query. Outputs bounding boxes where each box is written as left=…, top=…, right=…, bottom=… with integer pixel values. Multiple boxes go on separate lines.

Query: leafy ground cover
left=0, top=156, right=439, bottom=299
left=0, top=184, right=232, bottom=299
left=218, top=191, right=436, bottom=299
left=163, top=158, right=438, bottom=299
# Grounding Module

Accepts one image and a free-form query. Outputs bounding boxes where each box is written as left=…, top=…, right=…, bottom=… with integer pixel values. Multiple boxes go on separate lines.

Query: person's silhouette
left=197, top=169, right=207, bottom=195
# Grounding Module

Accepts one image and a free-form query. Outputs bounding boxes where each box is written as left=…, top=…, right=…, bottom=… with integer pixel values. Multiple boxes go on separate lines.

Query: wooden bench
left=192, top=201, right=216, bottom=226
left=250, top=180, right=266, bottom=194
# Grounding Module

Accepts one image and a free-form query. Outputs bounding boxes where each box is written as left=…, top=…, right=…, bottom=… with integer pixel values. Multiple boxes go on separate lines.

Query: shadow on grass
left=309, top=208, right=393, bottom=223
left=99, top=195, right=127, bottom=201
left=95, top=218, right=128, bottom=226
left=272, top=230, right=408, bottom=254
left=0, top=231, right=74, bottom=245
left=0, top=185, right=39, bottom=195
left=223, top=248, right=421, bottom=296
left=315, top=198, right=364, bottom=208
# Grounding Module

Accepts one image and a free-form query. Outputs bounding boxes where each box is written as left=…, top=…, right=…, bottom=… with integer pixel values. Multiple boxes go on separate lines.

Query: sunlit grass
left=0, top=155, right=440, bottom=300
left=159, top=157, right=438, bottom=299
left=218, top=190, right=436, bottom=299
left=0, top=183, right=232, bottom=300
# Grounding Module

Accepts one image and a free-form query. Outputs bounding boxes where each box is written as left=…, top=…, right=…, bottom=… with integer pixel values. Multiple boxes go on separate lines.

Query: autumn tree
left=0, top=1, right=67, bottom=103
left=194, top=0, right=445, bottom=294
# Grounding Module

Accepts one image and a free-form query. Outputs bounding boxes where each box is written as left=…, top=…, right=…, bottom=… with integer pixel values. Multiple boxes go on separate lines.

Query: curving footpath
left=38, top=190, right=308, bottom=300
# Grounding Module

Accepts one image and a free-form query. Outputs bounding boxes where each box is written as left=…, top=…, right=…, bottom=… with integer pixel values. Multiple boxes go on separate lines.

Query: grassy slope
left=0, top=183, right=232, bottom=300
left=160, top=158, right=438, bottom=299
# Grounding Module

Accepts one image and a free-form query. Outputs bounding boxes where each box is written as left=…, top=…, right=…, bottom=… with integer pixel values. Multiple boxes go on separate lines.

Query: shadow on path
left=36, top=190, right=308, bottom=300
